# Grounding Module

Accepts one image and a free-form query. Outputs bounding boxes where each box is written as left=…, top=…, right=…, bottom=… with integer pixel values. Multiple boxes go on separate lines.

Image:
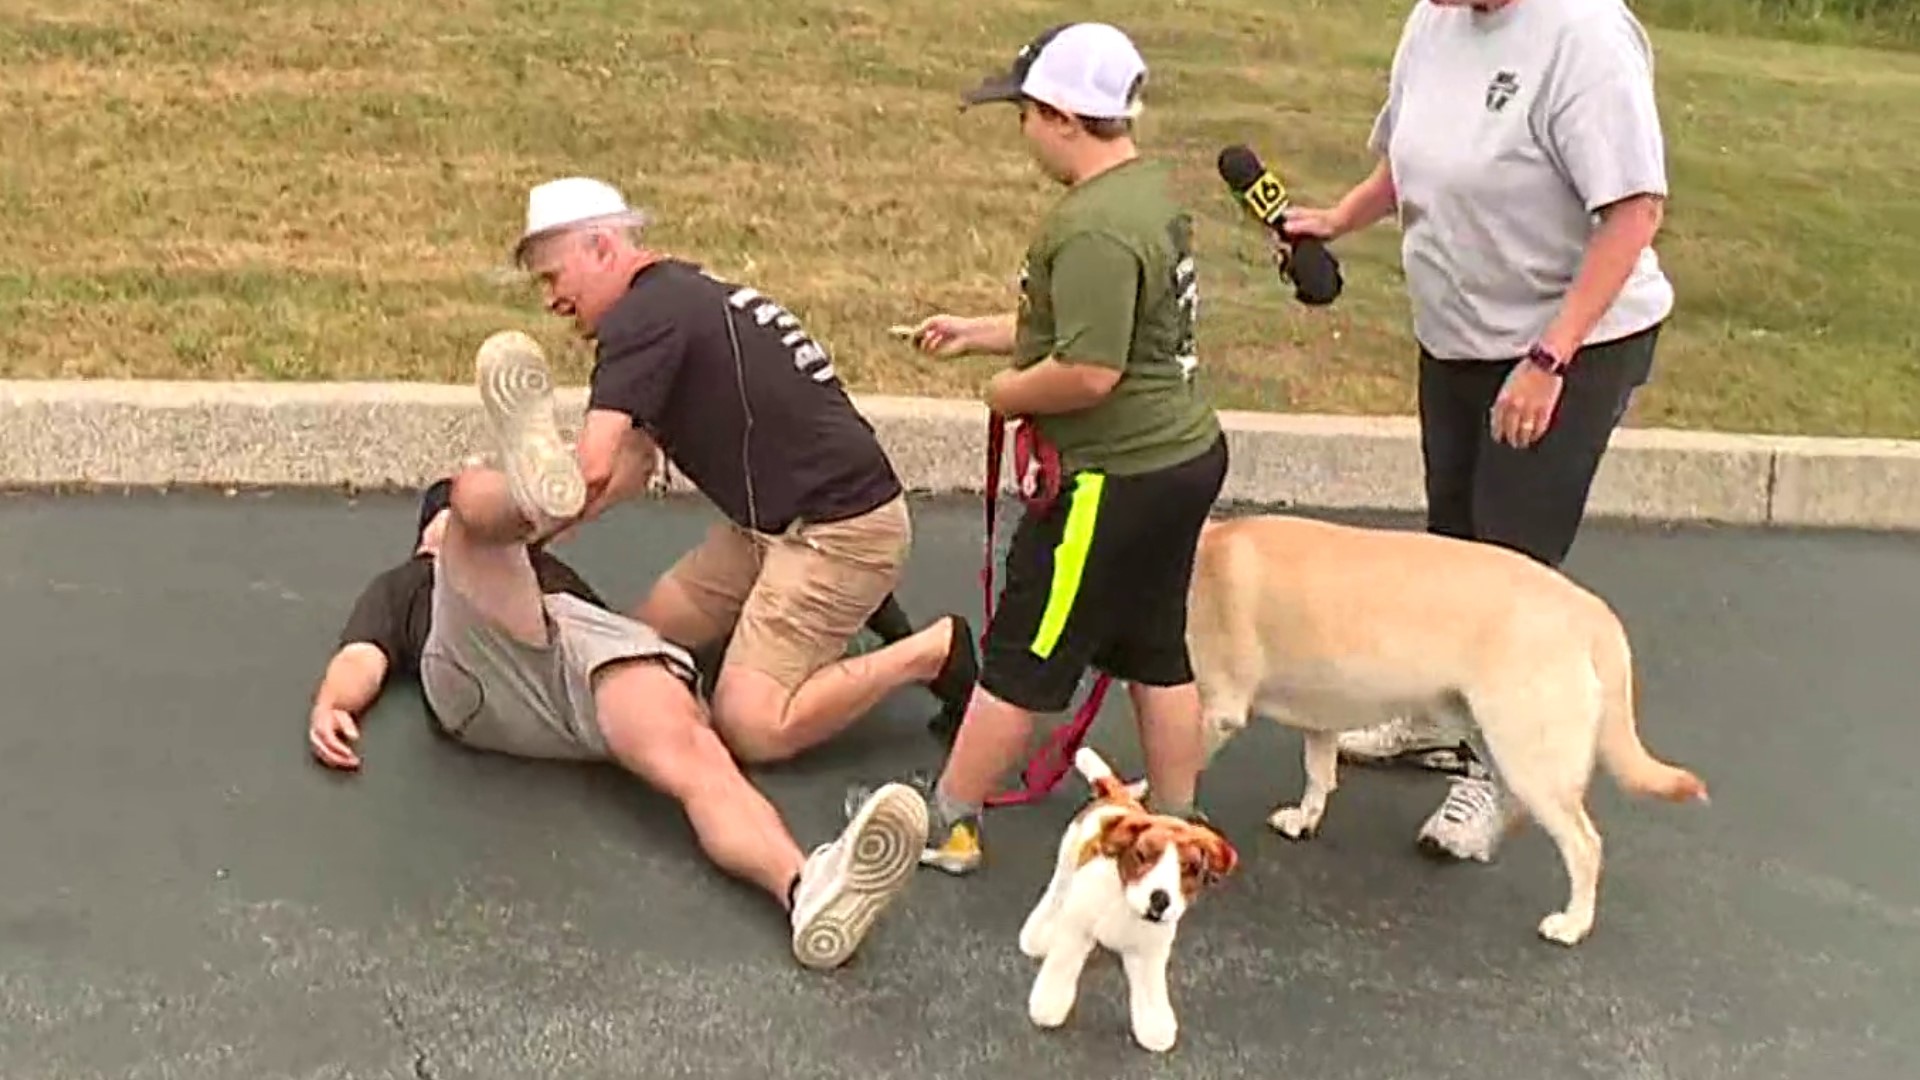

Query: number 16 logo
left=1244, top=174, right=1287, bottom=220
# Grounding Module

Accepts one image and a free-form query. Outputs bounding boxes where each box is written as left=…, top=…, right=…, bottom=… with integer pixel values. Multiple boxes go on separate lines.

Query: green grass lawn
left=3, top=0, right=1917, bottom=437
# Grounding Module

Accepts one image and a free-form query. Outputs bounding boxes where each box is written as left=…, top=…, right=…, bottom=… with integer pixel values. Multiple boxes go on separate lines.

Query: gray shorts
left=419, top=570, right=699, bottom=761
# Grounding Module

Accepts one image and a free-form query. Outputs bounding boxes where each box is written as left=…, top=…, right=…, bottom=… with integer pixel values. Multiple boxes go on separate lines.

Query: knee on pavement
left=707, top=665, right=805, bottom=766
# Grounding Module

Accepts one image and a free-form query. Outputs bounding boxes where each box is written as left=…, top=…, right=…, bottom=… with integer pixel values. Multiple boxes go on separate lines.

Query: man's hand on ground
left=309, top=705, right=362, bottom=770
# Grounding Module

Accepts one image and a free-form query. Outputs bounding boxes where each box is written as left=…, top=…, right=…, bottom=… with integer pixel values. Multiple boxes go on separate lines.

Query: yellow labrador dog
left=1182, top=514, right=1708, bottom=947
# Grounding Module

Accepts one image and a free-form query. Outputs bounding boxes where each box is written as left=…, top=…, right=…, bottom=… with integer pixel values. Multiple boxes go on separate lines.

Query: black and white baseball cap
left=960, top=22, right=1148, bottom=120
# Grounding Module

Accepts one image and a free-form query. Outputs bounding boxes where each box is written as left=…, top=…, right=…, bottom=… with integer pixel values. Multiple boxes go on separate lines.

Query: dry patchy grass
left=3, top=0, right=1918, bottom=435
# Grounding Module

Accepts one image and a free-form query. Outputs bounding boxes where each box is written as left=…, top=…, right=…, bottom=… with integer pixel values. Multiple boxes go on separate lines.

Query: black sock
left=865, top=593, right=916, bottom=645
left=928, top=615, right=978, bottom=706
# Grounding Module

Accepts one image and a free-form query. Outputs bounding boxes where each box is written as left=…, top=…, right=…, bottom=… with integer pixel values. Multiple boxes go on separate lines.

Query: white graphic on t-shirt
left=1173, top=254, right=1198, bottom=381
left=1168, top=214, right=1199, bottom=381
left=718, top=282, right=838, bottom=385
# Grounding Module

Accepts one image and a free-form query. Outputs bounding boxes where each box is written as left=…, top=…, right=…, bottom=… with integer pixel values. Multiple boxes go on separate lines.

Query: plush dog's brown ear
left=1097, top=813, right=1153, bottom=860
left=1089, top=775, right=1134, bottom=805
left=1193, top=825, right=1239, bottom=884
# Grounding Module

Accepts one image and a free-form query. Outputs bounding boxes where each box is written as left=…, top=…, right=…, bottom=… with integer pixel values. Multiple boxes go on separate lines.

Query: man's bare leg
left=591, top=658, right=930, bottom=969
left=594, top=659, right=808, bottom=897
left=1128, top=682, right=1206, bottom=817
left=711, top=617, right=972, bottom=764
left=430, top=330, right=591, bottom=641
left=423, top=328, right=594, bottom=645
left=441, top=466, right=548, bottom=645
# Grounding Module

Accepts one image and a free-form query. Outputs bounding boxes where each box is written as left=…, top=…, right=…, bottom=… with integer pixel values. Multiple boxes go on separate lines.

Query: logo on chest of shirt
left=1484, top=70, right=1520, bottom=112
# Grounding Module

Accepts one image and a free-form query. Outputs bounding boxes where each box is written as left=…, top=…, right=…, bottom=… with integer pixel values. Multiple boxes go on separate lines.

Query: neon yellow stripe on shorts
left=1030, top=472, right=1105, bottom=659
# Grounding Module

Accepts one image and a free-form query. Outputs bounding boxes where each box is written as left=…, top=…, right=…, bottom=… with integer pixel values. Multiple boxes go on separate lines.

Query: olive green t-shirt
left=1012, top=157, right=1221, bottom=477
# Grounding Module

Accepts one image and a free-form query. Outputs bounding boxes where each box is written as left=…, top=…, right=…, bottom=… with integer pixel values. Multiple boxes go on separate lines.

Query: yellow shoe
left=920, top=815, right=983, bottom=876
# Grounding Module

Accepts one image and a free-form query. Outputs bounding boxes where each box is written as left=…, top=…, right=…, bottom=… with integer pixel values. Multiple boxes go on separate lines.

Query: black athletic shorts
left=979, top=432, right=1229, bottom=714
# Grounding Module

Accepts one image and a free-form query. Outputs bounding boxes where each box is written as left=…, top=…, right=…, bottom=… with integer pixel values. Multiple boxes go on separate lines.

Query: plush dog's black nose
left=1146, top=889, right=1170, bottom=920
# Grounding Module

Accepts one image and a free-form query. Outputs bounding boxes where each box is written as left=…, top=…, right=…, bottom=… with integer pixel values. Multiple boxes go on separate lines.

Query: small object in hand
left=886, top=324, right=920, bottom=341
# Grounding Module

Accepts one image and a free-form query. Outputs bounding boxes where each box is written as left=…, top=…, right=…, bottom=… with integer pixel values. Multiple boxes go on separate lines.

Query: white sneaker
left=474, top=330, right=587, bottom=523
left=790, top=781, right=929, bottom=970
left=1337, top=716, right=1486, bottom=777
left=1415, top=777, right=1505, bottom=863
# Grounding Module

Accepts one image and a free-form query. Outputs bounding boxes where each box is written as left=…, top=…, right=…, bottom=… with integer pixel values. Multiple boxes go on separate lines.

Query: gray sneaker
left=474, top=330, right=586, bottom=523
left=790, top=781, right=929, bottom=969
left=1415, top=776, right=1506, bottom=863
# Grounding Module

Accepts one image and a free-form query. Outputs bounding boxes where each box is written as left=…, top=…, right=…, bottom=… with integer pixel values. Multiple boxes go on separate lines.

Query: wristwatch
left=1524, top=342, right=1571, bottom=376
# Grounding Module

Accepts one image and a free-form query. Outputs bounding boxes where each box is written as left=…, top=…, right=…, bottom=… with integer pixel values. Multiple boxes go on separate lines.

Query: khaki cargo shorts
left=662, top=494, right=911, bottom=691
left=420, top=569, right=700, bottom=761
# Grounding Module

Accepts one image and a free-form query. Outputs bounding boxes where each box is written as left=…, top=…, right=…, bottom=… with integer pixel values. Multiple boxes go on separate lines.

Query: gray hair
left=514, top=209, right=651, bottom=269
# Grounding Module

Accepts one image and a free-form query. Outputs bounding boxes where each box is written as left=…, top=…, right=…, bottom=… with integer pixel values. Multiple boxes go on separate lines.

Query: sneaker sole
left=793, top=783, right=929, bottom=970
left=1416, top=833, right=1498, bottom=864
left=1338, top=743, right=1480, bottom=776
left=475, top=330, right=587, bottom=521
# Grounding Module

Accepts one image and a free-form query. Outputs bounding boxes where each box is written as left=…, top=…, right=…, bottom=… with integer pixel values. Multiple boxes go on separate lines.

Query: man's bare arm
left=315, top=643, right=389, bottom=714
left=309, top=643, right=390, bottom=770
left=576, top=410, right=659, bottom=521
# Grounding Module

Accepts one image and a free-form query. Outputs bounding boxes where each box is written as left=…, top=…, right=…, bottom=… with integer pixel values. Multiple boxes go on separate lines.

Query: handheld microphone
left=1216, top=145, right=1343, bottom=307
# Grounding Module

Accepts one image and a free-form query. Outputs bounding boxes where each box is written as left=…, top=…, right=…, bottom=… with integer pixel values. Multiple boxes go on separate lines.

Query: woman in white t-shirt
left=1284, top=0, right=1673, bottom=860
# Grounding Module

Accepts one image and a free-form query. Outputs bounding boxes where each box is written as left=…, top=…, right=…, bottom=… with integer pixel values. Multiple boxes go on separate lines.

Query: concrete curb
left=3, top=379, right=1918, bottom=530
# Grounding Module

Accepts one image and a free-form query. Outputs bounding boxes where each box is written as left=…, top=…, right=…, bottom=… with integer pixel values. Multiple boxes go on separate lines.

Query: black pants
left=980, top=433, right=1229, bottom=714
left=1418, top=323, right=1659, bottom=569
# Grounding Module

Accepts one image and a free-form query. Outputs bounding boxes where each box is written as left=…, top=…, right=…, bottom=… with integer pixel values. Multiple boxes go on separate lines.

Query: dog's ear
left=1097, top=813, right=1153, bottom=860
left=1192, top=825, right=1239, bottom=884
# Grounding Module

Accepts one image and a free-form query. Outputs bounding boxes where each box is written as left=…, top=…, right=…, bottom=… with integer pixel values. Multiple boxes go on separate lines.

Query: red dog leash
left=979, top=411, right=1114, bottom=809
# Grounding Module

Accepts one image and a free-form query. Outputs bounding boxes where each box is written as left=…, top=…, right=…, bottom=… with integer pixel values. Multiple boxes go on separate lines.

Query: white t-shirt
left=1369, top=0, right=1674, bottom=360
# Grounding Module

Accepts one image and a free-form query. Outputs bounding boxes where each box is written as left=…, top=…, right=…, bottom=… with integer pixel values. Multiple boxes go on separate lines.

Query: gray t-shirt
left=1369, top=0, right=1674, bottom=361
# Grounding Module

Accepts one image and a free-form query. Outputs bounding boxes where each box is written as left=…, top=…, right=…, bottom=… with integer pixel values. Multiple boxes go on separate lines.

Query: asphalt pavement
left=2, top=489, right=1915, bottom=1080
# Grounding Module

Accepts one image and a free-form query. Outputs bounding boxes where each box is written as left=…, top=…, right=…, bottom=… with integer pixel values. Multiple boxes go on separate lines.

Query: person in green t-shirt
left=844, top=21, right=1229, bottom=876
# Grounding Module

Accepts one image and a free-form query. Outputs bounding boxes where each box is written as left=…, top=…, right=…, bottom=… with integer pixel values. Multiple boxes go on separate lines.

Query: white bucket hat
left=959, top=22, right=1148, bottom=121
left=512, top=176, right=650, bottom=265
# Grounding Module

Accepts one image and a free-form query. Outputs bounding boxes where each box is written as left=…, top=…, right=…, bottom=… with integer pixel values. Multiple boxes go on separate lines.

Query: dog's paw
left=1028, top=980, right=1076, bottom=1029
left=1267, top=805, right=1321, bottom=840
left=1536, top=910, right=1593, bottom=947
left=1131, top=1008, right=1179, bottom=1053
left=1124, top=777, right=1149, bottom=801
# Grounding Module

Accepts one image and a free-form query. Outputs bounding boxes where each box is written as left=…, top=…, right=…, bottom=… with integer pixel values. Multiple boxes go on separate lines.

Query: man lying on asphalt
left=303, top=330, right=928, bottom=971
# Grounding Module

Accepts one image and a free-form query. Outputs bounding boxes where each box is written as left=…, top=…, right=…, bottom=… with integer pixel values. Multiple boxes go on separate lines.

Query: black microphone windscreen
left=1216, top=145, right=1265, bottom=192
left=1288, top=243, right=1344, bottom=306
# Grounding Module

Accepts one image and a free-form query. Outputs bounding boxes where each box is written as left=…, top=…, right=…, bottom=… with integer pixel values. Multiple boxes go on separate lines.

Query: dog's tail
left=1591, top=611, right=1710, bottom=805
